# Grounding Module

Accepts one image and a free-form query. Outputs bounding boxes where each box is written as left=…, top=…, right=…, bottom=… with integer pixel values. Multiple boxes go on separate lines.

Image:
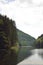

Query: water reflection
left=17, top=47, right=33, bottom=63
left=38, top=49, right=43, bottom=59
left=17, top=49, right=43, bottom=65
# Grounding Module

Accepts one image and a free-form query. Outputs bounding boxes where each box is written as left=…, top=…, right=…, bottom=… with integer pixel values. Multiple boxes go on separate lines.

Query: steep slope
left=17, top=29, right=35, bottom=46
left=16, top=29, right=36, bottom=63
left=34, top=34, right=43, bottom=48
left=0, top=14, right=19, bottom=65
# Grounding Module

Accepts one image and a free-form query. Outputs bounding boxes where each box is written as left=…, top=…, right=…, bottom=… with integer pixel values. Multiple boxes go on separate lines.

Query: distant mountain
left=17, top=29, right=36, bottom=63
left=17, top=29, right=35, bottom=46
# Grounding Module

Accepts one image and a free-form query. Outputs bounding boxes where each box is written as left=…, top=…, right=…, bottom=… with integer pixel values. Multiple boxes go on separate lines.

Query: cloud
left=0, top=0, right=43, bottom=38
left=32, top=0, right=43, bottom=7
left=1, top=0, right=43, bottom=8
left=0, top=0, right=16, bottom=20
left=19, top=0, right=43, bottom=7
left=0, top=0, right=15, bottom=4
left=19, top=0, right=32, bottom=4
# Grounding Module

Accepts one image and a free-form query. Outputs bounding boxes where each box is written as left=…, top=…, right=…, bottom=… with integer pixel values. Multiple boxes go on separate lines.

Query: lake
left=17, top=47, right=43, bottom=65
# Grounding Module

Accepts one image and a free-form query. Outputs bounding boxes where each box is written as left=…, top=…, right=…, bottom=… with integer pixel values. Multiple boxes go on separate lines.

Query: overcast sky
left=0, top=0, right=43, bottom=38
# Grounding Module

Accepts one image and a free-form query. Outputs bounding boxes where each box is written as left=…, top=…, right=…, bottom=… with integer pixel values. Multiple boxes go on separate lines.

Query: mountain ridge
left=17, top=29, right=35, bottom=46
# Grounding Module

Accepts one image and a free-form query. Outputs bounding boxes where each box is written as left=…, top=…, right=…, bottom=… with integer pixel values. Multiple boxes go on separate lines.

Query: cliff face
left=0, top=14, right=19, bottom=65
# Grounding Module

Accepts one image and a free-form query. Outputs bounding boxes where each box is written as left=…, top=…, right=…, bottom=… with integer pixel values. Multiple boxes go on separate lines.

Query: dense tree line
left=0, top=14, right=19, bottom=65
left=34, top=34, right=43, bottom=48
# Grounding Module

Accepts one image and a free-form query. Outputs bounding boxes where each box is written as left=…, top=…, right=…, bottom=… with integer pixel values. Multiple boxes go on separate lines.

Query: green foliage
left=0, top=14, right=19, bottom=65
left=34, top=34, right=43, bottom=48
left=0, top=19, right=3, bottom=24
left=16, top=29, right=35, bottom=63
left=17, top=29, right=35, bottom=46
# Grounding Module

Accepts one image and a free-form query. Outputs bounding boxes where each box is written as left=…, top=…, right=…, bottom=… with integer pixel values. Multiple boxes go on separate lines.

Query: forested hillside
left=0, top=14, right=19, bottom=65
left=0, top=14, right=36, bottom=65
left=17, top=29, right=35, bottom=46
left=34, top=34, right=43, bottom=48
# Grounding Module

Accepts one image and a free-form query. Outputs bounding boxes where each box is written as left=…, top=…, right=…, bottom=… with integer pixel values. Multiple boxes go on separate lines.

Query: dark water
left=17, top=47, right=43, bottom=65
left=17, top=47, right=33, bottom=63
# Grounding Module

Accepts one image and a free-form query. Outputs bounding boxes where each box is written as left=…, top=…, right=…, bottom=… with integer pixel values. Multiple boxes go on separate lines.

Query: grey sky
left=19, top=0, right=43, bottom=7
left=0, top=0, right=15, bottom=4
left=0, top=0, right=43, bottom=38
left=19, top=0, right=32, bottom=4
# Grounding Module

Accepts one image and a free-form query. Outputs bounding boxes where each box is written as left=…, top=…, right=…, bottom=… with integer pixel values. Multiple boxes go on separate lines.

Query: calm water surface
left=17, top=48, right=43, bottom=65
